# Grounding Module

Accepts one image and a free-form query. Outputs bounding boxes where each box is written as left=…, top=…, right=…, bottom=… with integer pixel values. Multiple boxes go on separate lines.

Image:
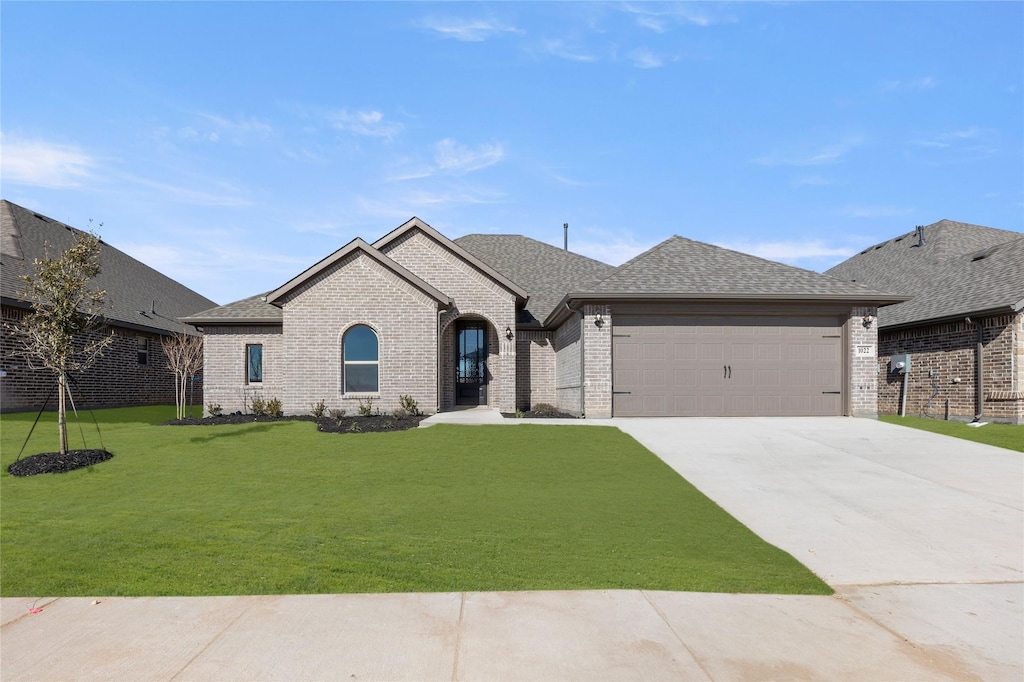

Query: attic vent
left=971, top=246, right=998, bottom=262
left=873, top=244, right=885, bottom=250
left=33, top=213, right=51, bottom=222
left=894, top=236, right=904, bottom=243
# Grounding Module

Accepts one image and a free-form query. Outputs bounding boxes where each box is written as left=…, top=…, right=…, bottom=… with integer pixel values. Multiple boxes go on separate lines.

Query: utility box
left=890, top=354, right=911, bottom=374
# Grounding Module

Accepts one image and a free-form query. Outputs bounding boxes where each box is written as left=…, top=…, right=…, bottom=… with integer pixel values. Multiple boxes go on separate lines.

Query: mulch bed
left=164, top=413, right=428, bottom=433
left=8, top=449, right=113, bottom=477
left=502, top=409, right=580, bottom=419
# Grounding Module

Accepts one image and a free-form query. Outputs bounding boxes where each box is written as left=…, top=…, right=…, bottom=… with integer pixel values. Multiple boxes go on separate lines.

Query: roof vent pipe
left=564, top=223, right=568, bottom=251
left=916, top=224, right=925, bottom=247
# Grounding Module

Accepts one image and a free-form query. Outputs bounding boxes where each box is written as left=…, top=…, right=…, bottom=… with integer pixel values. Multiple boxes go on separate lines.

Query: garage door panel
left=642, top=369, right=666, bottom=387
left=613, top=314, right=844, bottom=417
left=674, top=369, right=698, bottom=387
left=700, top=395, right=725, bottom=416
left=642, top=395, right=666, bottom=415
left=700, top=343, right=724, bottom=360
left=672, top=343, right=697, bottom=360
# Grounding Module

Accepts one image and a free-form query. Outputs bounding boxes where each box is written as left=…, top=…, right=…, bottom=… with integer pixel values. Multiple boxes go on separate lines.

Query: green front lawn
left=1, top=407, right=830, bottom=597
left=880, top=415, right=1024, bottom=452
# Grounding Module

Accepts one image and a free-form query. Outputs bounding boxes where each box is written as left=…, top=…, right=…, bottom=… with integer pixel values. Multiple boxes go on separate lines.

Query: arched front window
left=343, top=325, right=379, bottom=393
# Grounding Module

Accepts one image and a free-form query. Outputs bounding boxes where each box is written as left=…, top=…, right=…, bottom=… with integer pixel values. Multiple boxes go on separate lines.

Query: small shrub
left=329, top=408, right=346, bottom=420
left=357, top=397, right=374, bottom=417
left=531, top=403, right=560, bottom=417
left=250, top=396, right=268, bottom=417
left=382, top=420, right=394, bottom=429
left=347, top=421, right=362, bottom=433
left=207, top=402, right=223, bottom=417
left=392, top=407, right=408, bottom=420
left=311, top=399, right=327, bottom=419
left=398, top=394, right=420, bottom=416
left=267, top=397, right=283, bottom=418
left=514, top=409, right=525, bottom=419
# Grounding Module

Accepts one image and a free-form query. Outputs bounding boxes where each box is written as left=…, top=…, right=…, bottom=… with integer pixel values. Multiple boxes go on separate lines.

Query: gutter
left=543, top=292, right=909, bottom=328
left=966, top=317, right=985, bottom=422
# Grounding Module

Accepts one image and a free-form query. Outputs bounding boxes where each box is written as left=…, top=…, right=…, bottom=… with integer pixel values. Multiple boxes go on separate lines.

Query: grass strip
left=880, top=415, right=1023, bottom=452
left=2, top=407, right=830, bottom=596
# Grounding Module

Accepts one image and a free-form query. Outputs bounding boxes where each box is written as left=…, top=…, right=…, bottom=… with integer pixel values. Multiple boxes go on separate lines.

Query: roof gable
left=588, top=235, right=894, bottom=298
left=374, top=217, right=528, bottom=301
left=455, top=234, right=615, bottom=324
left=1, top=200, right=217, bottom=335
left=265, top=237, right=451, bottom=307
left=826, top=220, right=1024, bottom=326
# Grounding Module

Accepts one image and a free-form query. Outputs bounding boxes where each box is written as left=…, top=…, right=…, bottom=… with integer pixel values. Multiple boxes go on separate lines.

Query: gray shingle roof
left=455, top=234, right=615, bottom=324
left=826, top=220, right=1024, bottom=327
left=1, top=200, right=218, bottom=335
left=183, top=294, right=282, bottom=324
left=584, top=235, right=895, bottom=299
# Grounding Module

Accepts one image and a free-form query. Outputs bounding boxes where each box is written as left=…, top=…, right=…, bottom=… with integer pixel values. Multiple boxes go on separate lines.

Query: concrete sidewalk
left=0, top=590, right=973, bottom=681
left=3, top=417, right=1022, bottom=680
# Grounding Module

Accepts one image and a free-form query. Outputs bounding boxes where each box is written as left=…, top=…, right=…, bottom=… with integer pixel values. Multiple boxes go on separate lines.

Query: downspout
left=966, top=317, right=984, bottom=421
left=565, top=302, right=585, bottom=416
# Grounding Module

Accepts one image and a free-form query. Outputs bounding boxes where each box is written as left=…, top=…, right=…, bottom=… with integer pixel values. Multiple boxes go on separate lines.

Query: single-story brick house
left=1, top=200, right=217, bottom=412
left=186, top=217, right=901, bottom=419
left=827, top=220, right=1024, bottom=424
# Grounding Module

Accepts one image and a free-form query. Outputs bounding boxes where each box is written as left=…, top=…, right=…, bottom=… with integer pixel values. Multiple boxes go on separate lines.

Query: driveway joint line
left=451, top=592, right=466, bottom=682
left=640, top=590, right=713, bottom=681
left=169, top=597, right=259, bottom=681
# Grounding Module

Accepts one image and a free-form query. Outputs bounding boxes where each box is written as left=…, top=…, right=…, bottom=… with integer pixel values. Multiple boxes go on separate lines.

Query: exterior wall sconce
left=862, top=314, right=875, bottom=328
left=594, top=312, right=604, bottom=328
left=505, top=326, right=514, bottom=340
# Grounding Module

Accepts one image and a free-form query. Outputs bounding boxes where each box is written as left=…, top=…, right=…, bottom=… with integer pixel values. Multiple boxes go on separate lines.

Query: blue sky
left=2, top=1, right=1021, bottom=305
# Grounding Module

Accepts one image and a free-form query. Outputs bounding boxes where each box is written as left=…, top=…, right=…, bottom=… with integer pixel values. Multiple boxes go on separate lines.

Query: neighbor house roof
left=826, top=220, right=1024, bottom=328
left=543, top=235, right=902, bottom=326
left=455, top=234, right=615, bottom=325
left=1, top=200, right=217, bottom=335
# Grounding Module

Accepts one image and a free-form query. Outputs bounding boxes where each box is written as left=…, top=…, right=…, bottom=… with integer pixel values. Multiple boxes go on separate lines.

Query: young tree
left=162, top=331, right=203, bottom=420
left=14, top=229, right=112, bottom=454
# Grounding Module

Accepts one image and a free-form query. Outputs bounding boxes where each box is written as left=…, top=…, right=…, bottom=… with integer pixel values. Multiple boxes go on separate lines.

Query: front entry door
left=456, top=321, right=488, bottom=405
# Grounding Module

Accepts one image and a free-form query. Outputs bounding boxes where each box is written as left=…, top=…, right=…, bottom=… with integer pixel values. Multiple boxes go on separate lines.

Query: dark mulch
left=164, top=413, right=428, bottom=433
left=502, top=409, right=580, bottom=419
left=8, top=449, right=114, bottom=477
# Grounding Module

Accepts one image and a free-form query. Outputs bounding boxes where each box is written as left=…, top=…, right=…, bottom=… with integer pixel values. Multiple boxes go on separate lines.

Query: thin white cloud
left=752, top=136, right=865, bottom=167
left=791, top=175, right=833, bottom=187
left=880, top=76, right=937, bottom=93
left=539, top=38, right=598, bottom=63
left=622, top=3, right=734, bottom=30
left=125, top=174, right=252, bottom=208
left=198, top=113, right=273, bottom=135
left=0, top=133, right=96, bottom=188
left=434, top=138, right=505, bottom=174
left=417, top=16, right=520, bottom=42
left=568, top=229, right=656, bottom=266
left=714, top=239, right=857, bottom=263
left=330, top=109, right=403, bottom=139
left=628, top=47, right=664, bottom=69
left=912, top=126, right=983, bottom=148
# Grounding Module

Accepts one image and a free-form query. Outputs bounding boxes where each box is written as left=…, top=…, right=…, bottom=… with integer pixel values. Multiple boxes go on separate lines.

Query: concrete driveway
left=2, top=416, right=1021, bottom=680
left=613, top=417, right=1024, bottom=680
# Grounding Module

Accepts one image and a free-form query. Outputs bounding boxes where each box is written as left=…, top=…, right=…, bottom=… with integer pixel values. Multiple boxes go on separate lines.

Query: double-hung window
left=137, top=336, right=149, bottom=365
left=246, top=344, right=263, bottom=383
left=343, top=325, right=378, bottom=393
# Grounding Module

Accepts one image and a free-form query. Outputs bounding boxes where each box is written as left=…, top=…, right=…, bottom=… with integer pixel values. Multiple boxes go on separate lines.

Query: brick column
left=849, top=306, right=879, bottom=418
left=583, top=303, right=613, bottom=418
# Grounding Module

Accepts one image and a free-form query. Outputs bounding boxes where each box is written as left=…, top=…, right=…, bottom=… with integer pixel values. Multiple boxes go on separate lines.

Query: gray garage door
left=612, top=315, right=843, bottom=417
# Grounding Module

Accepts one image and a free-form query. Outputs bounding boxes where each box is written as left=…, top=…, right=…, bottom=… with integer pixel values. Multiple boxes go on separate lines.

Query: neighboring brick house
left=1, top=200, right=217, bottom=412
left=186, top=217, right=899, bottom=419
left=827, top=220, right=1024, bottom=424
